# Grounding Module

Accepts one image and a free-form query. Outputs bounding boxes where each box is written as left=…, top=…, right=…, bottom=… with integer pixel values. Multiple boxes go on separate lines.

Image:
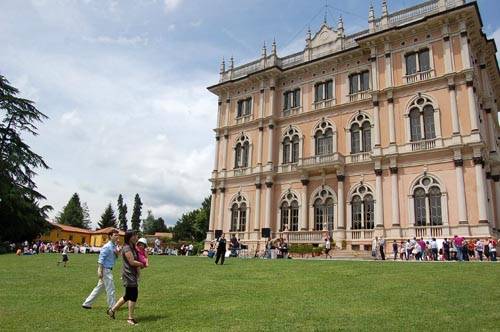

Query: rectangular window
left=293, top=89, right=300, bottom=107
left=326, top=80, right=333, bottom=100
left=237, top=98, right=251, bottom=117
left=349, top=74, right=359, bottom=94
left=291, top=208, right=299, bottom=231
left=283, top=144, right=290, bottom=164
left=291, top=141, right=299, bottom=163
left=315, top=83, right=324, bottom=102
left=418, top=49, right=430, bottom=72
left=283, top=93, right=289, bottom=110
left=360, top=71, right=370, bottom=91
left=405, top=52, right=417, bottom=75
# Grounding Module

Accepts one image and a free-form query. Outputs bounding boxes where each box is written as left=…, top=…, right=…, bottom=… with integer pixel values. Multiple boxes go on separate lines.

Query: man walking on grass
left=82, top=229, right=120, bottom=310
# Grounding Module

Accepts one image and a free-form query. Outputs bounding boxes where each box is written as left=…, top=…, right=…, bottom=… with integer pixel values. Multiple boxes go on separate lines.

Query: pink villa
left=206, top=0, right=499, bottom=252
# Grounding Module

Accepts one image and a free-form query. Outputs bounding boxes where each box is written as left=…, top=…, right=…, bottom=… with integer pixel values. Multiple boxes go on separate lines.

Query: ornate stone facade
left=206, top=0, right=500, bottom=252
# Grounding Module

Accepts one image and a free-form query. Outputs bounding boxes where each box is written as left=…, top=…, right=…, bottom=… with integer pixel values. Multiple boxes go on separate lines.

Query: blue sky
left=1, top=0, right=499, bottom=228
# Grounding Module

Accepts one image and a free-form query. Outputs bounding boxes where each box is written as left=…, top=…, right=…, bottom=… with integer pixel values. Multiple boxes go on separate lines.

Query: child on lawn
left=136, top=238, right=149, bottom=280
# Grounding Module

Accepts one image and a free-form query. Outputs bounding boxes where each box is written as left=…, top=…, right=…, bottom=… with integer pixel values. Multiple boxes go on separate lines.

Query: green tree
left=155, top=217, right=168, bottom=233
left=117, top=194, right=128, bottom=231
left=0, top=74, right=52, bottom=242
left=142, top=210, right=156, bottom=234
left=82, top=202, right=92, bottom=229
left=130, top=193, right=142, bottom=231
left=56, top=193, right=86, bottom=228
left=172, top=196, right=210, bottom=242
left=98, top=203, right=117, bottom=229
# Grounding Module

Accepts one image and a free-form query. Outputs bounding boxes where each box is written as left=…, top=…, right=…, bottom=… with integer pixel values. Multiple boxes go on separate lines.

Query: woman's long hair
left=124, top=230, right=137, bottom=246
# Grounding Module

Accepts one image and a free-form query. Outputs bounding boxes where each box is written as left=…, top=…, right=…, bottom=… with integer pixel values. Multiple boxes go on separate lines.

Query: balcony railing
left=349, top=230, right=374, bottom=240
left=282, top=106, right=302, bottom=117
left=235, top=114, right=252, bottom=124
left=404, top=69, right=433, bottom=84
left=348, top=91, right=371, bottom=102
left=410, top=138, right=436, bottom=151
left=230, top=167, right=252, bottom=177
left=313, top=99, right=335, bottom=111
left=300, top=152, right=344, bottom=168
left=277, top=163, right=299, bottom=173
left=414, top=226, right=443, bottom=238
left=274, top=231, right=325, bottom=243
left=347, top=152, right=371, bottom=163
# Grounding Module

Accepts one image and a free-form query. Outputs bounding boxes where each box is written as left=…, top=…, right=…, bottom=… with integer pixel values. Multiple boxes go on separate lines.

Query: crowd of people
left=373, top=235, right=497, bottom=261
left=14, top=239, right=91, bottom=256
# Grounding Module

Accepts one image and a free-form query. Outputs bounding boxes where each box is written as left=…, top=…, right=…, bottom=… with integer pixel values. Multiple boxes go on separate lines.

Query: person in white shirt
left=475, top=239, right=484, bottom=261
left=324, top=237, right=332, bottom=259
left=57, top=243, right=69, bottom=267
left=430, top=238, right=438, bottom=261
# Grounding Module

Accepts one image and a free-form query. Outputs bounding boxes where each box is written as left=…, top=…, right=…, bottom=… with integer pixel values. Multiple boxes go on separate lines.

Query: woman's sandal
left=106, top=308, right=115, bottom=320
left=127, top=318, right=138, bottom=325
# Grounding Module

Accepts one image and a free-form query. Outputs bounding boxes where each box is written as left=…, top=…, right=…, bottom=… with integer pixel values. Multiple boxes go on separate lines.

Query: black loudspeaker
left=261, top=228, right=271, bottom=238
left=215, top=230, right=223, bottom=238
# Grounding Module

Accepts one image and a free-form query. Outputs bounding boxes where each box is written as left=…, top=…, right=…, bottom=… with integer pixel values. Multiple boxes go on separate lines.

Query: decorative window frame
left=232, top=133, right=253, bottom=169
left=278, top=125, right=304, bottom=165
left=346, top=68, right=371, bottom=100
left=312, top=78, right=336, bottom=110
left=346, top=183, right=376, bottom=230
left=401, top=46, right=435, bottom=83
left=282, top=87, right=303, bottom=116
left=407, top=173, right=449, bottom=226
left=236, top=97, right=253, bottom=123
left=228, top=192, right=251, bottom=232
left=309, top=185, right=338, bottom=231
left=403, top=94, right=442, bottom=143
left=276, top=189, right=301, bottom=232
left=345, top=111, right=374, bottom=155
left=311, top=117, right=337, bottom=156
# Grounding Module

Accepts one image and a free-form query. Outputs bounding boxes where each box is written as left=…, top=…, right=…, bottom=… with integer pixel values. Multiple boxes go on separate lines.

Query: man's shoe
left=82, top=305, right=91, bottom=310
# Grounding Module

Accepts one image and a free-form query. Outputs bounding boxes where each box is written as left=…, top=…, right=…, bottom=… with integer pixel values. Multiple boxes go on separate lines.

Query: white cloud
left=190, top=19, right=202, bottom=27
left=164, top=0, right=183, bottom=14
left=84, top=35, right=149, bottom=46
left=492, top=28, right=500, bottom=62
left=167, top=24, right=176, bottom=31
left=60, top=110, right=82, bottom=126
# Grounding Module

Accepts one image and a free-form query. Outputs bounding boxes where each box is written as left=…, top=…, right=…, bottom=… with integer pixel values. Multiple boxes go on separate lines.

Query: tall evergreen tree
left=117, top=194, right=128, bottom=231
left=98, top=203, right=117, bottom=229
left=142, top=210, right=156, bottom=235
left=155, top=217, right=168, bottom=233
left=0, top=74, right=52, bottom=242
left=82, top=202, right=92, bottom=229
left=131, top=193, right=142, bottom=231
left=57, top=193, right=86, bottom=228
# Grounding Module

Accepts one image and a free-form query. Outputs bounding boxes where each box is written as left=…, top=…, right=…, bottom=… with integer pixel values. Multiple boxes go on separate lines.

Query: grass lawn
left=0, top=254, right=499, bottom=331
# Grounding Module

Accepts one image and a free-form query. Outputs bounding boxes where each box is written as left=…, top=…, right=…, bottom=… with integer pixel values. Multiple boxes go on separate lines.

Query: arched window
left=314, top=119, right=335, bottom=155
left=312, top=187, right=335, bottom=231
left=229, top=193, right=248, bottom=232
left=412, top=176, right=443, bottom=226
left=408, top=96, right=436, bottom=142
left=350, top=185, right=374, bottom=229
left=282, top=127, right=301, bottom=164
left=234, top=134, right=250, bottom=168
left=349, top=113, right=372, bottom=154
left=279, top=191, right=300, bottom=231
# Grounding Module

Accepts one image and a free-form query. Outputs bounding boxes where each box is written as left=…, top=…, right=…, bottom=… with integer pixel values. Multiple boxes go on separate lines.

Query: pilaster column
left=473, top=157, right=488, bottom=223
left=493, top=175, right=500, bottom=230
left=269, top=86, right=276, bottom=117
left=448, top=83, right=460, bottom=135
left=443, top=33, right=454, bottom=74
left=373, top=100, right=381, bottom=147
left=485, top=109, right=497, bottom=153
left=390, top=167, right=400, bottom=226
left=384, top=51, right=392, bottom=88
left=259, top=86, right=265, bottom=118
left=370, top=52, right=378, bottom=91
left=466, top=79, right=479, bottom=132
left=213, top=136, right=220, bottom=171
left=264, top=179, right=273, bottom=230
left=454, top=159, right=468, bottom=224
left=221, top=133, right=229, bottom=170
left=257, top=125, right=264, bottom=165
left=387, top=96, right=395, bottom=144
left=254, top=183, right=261, bottom=231
left=459, top=26, right=471, bottom=70
left=375, top=168, right=384, bottom=227
left=267, top=122, right=275, bottom=165
left=337, top=175, right=345, bottom=230
left=486, top=172, right=495, bottom=226
left=300, top=178, right=309, bottom=230
left=209, top=188, right=217, bottom=231
left=217, top=187, right=226, bottom=231
left=224, top=98, right=230, bottom=126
